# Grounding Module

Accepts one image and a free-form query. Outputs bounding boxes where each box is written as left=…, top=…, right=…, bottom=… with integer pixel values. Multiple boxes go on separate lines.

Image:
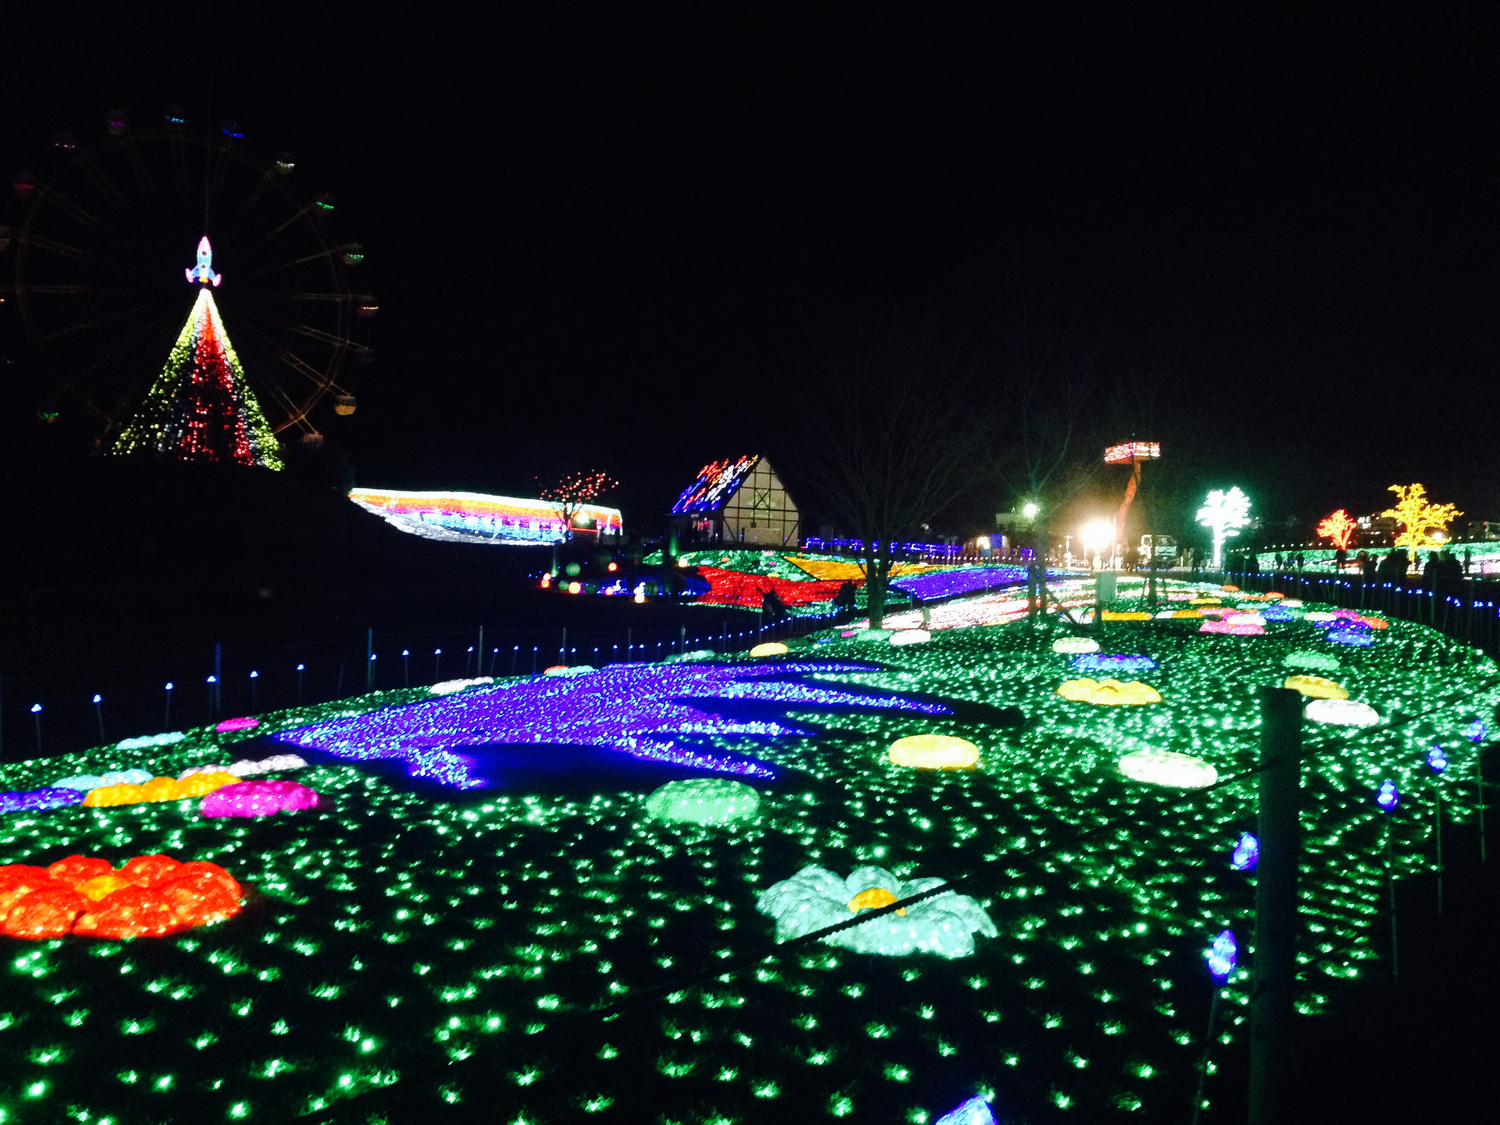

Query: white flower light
left=1118, top=749, right=1219, bottom=789
left=1305, top=698, right=1381, bottom=727
left=757, top=865, right=997, bottom=958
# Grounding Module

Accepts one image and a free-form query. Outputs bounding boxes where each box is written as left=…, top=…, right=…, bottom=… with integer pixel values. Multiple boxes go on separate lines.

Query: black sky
left=3, top=4, right=1497, bottom=535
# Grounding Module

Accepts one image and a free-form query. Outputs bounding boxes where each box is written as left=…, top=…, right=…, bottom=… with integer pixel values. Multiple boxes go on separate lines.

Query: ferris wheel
left=0, top=107, right=376, bottom=449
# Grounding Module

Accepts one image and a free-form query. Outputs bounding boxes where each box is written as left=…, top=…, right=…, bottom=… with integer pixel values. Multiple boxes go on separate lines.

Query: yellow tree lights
left=1382, top=484, right=1461, bottom=560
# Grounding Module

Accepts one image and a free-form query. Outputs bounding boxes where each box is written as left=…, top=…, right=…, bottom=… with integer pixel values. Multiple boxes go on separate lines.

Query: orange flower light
left=0, top=855, right=242, bottom=940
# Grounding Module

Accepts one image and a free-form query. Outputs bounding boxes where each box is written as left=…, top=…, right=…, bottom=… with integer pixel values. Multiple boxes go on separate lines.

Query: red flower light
left=0, top=855, right=242, bottom=940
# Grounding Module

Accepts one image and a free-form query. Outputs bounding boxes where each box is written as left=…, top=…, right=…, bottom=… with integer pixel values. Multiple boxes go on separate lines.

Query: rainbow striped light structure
left=349, top=488, right=623, bottom=545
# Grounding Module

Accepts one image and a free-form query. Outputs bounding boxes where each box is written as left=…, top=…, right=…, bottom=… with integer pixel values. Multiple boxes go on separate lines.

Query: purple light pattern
left=0, top=787, right=86, bottom=815
left=891, top=566, right=1049, bottom=600
left=275, top=662, right=949, bottom=788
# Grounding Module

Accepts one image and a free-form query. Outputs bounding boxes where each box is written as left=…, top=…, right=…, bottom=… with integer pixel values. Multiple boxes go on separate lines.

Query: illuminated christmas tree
left=112, top=237, right=282, bottom=469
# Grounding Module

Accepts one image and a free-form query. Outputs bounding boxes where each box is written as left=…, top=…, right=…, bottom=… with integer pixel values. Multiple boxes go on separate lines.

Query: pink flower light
left=1199, top=620, right=1264, bottom=636
left=200, top=780, right=319, bottom=819
left=215, top=716, right=259, bottom=733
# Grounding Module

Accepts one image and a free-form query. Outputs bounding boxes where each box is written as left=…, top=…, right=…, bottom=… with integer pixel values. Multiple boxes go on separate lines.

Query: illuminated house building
left=671, top=454, right=801, bottom=547
left=349, top=488, right=623, bottom=546
left=112, top=237, right=282, bottom=470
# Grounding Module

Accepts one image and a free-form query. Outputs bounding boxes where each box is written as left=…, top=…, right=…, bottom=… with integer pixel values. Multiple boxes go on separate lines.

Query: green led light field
left=0, top=580, right=1492, bottom=1124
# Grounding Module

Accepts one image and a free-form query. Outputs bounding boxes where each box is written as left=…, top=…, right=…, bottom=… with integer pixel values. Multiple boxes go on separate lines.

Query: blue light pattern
left=276, top=662, right=949, bottom=789
left=1427, top=745, right=1448, bottom=774
left=1377, top=779, right=1399, bottom=811
left=935, top=1095, right=999, bottom=1125
left=1230, top=832, right=1259, bottom=871
left=1206, top=928, right=1237, bottom=983
left=1070, top=653, right=1158, bottom=674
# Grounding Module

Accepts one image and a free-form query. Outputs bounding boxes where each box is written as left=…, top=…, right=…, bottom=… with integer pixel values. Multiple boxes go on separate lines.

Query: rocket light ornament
left=185, top=235, right=222, bottom=286
left=113, top=237, right=282, bottom=469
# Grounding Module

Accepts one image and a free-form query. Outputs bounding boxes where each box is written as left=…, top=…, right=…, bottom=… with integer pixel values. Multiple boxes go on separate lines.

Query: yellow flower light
left=887, top=735, right=980, bottom=769
left=1284, top=675, right=1349, bottom=700
left=1057, top=678, right=1162, bottom=706
left=847, top=886, right=905, bottom=916
left=1101, top=611, right=1151, bottom=621
left=81, top=773, right=237, bottom=807
left=749, top=642, right=789, bottom=658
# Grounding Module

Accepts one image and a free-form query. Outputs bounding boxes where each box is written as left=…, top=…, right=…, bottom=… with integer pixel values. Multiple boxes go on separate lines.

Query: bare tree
left=538, top=470, right=617, bottom=541
left=991, top=326, right=1102, bottom=617
left=783, top=317, right=991, bottom=627
left=993, top=327, right=1102, bottom=510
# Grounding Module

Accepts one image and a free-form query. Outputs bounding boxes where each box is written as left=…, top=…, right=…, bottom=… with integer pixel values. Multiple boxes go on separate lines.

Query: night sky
left=3, top=5, right=1497, bottom=538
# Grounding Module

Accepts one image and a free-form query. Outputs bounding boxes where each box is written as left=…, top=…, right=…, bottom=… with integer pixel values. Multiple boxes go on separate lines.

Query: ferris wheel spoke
left=34, top=185, right=103, bottom=230
left=240, top=305, right=355, bottom=352
left=120, top=137, right=156, bottom=195
left=236, top=319, right=337, bottom=391
left=33, top=302, right=156, bottom=347
left=75, top=152, right=127, bottom=210
left=244, top=290, right=368, bottom=304
left=238, top=243, right=345, bottom=278
left=17, top=231, right=146, bottom=286
left=256, top=375, right=314, bottom=432
left=236, top=168, right=278, bottom=220
left=48, top=310, right=165, bottom=399
left=18, top=231, right=87, bottom=261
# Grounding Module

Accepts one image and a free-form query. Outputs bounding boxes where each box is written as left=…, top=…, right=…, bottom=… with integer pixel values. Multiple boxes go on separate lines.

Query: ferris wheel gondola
left=0, top=108, right=376, bottom=452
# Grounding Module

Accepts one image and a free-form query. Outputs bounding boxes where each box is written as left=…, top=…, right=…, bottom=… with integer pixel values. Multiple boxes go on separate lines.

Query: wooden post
left=1249, top=686, right=1302, bottom=1125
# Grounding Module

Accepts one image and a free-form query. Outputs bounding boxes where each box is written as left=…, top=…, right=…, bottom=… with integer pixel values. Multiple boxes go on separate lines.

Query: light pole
left=1192, top=928, right=1238, bottom=1125
left=1377, top=779, right=1400, bottom=983
left=1021, top=501, right=1042, bottom=621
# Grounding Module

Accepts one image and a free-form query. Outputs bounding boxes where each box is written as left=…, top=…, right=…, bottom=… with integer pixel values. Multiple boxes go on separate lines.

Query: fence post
left=1249, top=686, right=1303, bottom=1125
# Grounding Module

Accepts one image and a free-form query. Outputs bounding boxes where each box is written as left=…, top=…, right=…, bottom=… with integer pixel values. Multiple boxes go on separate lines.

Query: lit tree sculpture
left=1316, top=509, right=1357, bottom=551
left=113, top=237, right=282, bottom=469
left=1196, top=486, right=1251, bottom=569
left=539, top=471, right=617, bottom=539
left=1381, top=483, right=1461, bottom=561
